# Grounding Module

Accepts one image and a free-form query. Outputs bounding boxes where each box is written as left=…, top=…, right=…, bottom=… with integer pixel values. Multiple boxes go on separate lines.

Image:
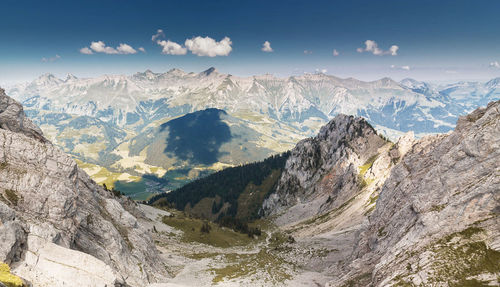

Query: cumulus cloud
left=261, top=41, right=273, bottom=52
left=489, top=61, right=500, bottom=68
left=42, top=54, right=61, bottom=62
left=332, top=49, right=339, bottom=56
left=389, top=45, right=399, bottom=56
left=116, top=43, right=137, bottom=54
left=79, top=47, right=93, bottom=54
left=185, top=36, right=232, bottom=57
left=80, top=41, right=137, bottom=55
left=315, top=68, right=327, bottom=74
left=358, top=40, right=398, bottom=56
left=152, top=29, right=165, bottom=41
left=157, top=40, right=187, bottom=55
left=390, top=64, right=410, bottom=70
left=304, top=50, right=313, bottom=55
left=138, top=47, right=146, bottom=53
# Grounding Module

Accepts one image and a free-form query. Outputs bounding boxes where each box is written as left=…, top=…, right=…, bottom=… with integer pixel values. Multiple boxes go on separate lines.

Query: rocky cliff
left=0, top=88, right=168, bottom=286
left=262, top=114, right=389, bottom=225
left=328, top=100, right=500, bottom=286
left=262, top=100, right=499, bottom=286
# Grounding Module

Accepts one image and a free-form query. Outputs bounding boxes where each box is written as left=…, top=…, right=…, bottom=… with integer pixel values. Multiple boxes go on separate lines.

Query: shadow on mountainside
left=160, top=108, right=232, bottom=165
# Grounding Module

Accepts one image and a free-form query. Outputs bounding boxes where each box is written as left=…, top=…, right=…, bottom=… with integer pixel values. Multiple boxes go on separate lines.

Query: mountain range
left=4, top=69, right=500, bottom=199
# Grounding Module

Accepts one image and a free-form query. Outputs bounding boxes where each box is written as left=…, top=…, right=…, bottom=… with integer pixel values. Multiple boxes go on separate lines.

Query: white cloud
left=358, top=40, right=398, bottom=56
left=489, top=61, right=500, bottom=68
left=116, top=43, right=137, bottom=54
left=389, top=45, right=399, bottom=56
left=157, top=40, right=187, bottom=55
left=304, top=50, right=313, bottom=55
left=185, top=36, right=232, bottom=57
left=79, top=47, right=93, bottom=54
left=315, top=68, right=327, bottom=74
left=138, top=47, right=146, bottom=53
left=332, top=49, right=339, bottom=56
left=261, top=41, right=273, bottom=52
left=390, top=64, right=410, bottom=70
left=80, top=41, right=137, bottom=55
left=152, top=29, right=165, bottom=41
left=90, top=41, right=118, bottom=54
left=42, top=54, right=61, bottom=62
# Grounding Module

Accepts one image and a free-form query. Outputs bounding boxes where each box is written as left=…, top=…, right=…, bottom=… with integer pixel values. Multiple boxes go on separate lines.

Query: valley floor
left=139, top=204, right=342, bottom=287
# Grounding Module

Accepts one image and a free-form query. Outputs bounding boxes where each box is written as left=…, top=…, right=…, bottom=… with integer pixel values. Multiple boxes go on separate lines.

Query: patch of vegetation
left=210, top=248, right=294, bottom=284
left=149, top=152, right=290, bottom=224
left=0, top=161, right=7, bottom=170
left=235, top=169, right=282, bottom=220
left=161, top=212, right=254, bottom=248
left=443, top=226, right=484, bottom=242
left=200, top=221, right=211, bottom=233
left=368, top=194, right=379, bottom=206
left=0, top=261, right=24, bottom=287
left=357, top=154, right=378, bottom=189
left=430, top=204, right=446, bottom=212
left=4, top=190, right=19, bottom=206
left=426, top=227, right=500, bottom=285
left=393, top=276, right=417, bottom=287
left=451, top=278, right=491, bottom=287
left=359, top=154, right=379, bottom=177
left=378, top=227, right=387, bottom=237
left=217, top=216, right=262, bottom=237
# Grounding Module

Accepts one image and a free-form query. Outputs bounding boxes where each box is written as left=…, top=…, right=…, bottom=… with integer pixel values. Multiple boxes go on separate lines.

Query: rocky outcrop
left=327, top=101, right=500, bottom=286
left=262, top=115, right=388, bottom=225
left=0, top=88, right=44, bottom=142
left=0, top=89, right=168, bottom=286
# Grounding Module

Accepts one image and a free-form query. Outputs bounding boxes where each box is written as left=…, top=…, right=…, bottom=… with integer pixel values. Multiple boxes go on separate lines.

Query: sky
left=1, top=0, right=500, bottom=84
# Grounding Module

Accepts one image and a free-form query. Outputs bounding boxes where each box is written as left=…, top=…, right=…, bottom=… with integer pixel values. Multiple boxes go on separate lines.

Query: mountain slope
left=263, top=114, right=390, bottom=225
left=330, top=100, right=500, bottom=286
left=0, top=88, right=168, bottom=286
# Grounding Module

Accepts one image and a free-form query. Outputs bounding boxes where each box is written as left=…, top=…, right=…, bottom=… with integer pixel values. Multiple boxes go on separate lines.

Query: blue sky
left=1, top=0, right=500, bottom=83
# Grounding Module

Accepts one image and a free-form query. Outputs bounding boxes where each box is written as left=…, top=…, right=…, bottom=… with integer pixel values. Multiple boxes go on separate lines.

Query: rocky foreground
left=0, top=87, right=168, bottom=286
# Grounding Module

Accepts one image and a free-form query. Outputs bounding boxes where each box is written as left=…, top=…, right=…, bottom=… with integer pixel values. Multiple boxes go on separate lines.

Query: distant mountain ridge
left=5, top=69, right=499, bottom=199
left=8, top=69, right=499, bottom=134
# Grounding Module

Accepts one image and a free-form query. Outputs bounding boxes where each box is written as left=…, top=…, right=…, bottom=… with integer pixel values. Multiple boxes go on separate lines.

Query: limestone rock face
left=0, top=89, right=168, bottom=286
left=328, top=100, right=500, bottom=286
left=262, top=114, right=388, bottom=225
left=0, top=88, right=44, bottom=142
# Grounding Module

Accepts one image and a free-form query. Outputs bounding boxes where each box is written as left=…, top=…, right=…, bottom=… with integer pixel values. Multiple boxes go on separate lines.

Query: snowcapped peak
left=166, top=68, right=187, bottom=77
left=371, top=77, right=400, bottom=88
left=133, top=69, right=159, bottom=81
left=35, top=73, right=61, bottom=85
left=65, top=73, right=78, bottom=82
left=485, top=77, right=500, bottom=88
